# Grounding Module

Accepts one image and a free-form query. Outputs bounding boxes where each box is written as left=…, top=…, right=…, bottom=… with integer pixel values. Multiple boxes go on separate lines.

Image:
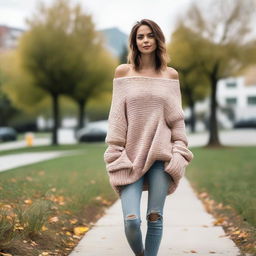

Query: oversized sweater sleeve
left=167, top=80, right=194, bottom=173
left=103, top=80, right=133, bottom=173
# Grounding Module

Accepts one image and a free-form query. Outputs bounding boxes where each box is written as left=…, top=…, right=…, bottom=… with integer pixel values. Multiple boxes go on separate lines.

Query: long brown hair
left=127, top=19, right=170, bottom=72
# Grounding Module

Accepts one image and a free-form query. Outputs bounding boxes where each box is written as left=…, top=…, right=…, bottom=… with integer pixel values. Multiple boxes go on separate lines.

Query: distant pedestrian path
left=0, top=151, right=75, bottom=173
left=0, top=138, right=50, bottom=152
left=188, top=129, right=256, bottom=147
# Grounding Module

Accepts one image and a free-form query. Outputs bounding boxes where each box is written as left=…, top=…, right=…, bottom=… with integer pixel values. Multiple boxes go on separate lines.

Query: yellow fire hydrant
left=25, top=132, right=34, bottom=147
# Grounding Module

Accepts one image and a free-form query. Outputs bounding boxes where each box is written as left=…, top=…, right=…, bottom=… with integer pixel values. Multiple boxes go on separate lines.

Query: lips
left=143, top=46, right=151, bottom=48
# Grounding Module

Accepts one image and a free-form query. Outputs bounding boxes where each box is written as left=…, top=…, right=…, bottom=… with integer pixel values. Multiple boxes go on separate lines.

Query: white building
left=0, top=25, right=24, bottom=50
left=217, top=76, right=256, bottom=121
left=186, top=73, right=256, bottom=132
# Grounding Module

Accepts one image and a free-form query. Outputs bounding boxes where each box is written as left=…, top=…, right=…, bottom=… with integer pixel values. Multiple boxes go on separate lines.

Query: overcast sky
left=0, top=0, right=192, bottom=42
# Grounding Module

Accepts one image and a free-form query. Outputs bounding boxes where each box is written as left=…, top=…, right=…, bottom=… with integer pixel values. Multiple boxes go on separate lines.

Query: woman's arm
left=167, top=70, right=194, bottom=175
left=103, top=66, right=133, bottom=173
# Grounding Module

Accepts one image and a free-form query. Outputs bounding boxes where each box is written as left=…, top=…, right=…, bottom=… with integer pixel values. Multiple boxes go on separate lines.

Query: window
left=226, top=97, right=237, bottom=105
left=226, top=82, right=237, bottom=88
left=247, top=96, right=256, bottom=105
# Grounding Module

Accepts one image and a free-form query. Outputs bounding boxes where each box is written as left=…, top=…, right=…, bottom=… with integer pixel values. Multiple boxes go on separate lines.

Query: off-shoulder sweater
left=103, top=76, right=194, bottom=197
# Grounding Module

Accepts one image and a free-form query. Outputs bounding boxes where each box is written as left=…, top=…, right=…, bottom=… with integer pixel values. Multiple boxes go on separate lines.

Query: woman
left=103, top=19, right=194, bottom=256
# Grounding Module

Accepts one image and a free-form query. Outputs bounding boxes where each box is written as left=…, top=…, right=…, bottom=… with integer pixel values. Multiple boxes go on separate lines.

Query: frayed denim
left=120, top=160, right=173, bottom=256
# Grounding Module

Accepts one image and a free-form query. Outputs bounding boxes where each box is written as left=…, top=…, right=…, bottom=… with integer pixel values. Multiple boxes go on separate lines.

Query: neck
left=139, top=52, right=156, bottom=70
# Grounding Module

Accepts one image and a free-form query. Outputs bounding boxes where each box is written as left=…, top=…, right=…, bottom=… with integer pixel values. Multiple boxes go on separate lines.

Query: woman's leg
left=120, top=175, right=145, bottom=255
left=144, top=160, right=173, bottom=256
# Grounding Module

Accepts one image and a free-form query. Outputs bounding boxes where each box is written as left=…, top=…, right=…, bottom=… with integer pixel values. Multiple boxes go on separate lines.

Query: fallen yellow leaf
left=69, top=218, right=78, bottom=224
left=238, top=232, right=248, bottom=238
left=41, top=225, right=48, bottom=231
left=74, top=226, right=89, bottom=236
left=102, top=199, right=112, bottom=206
left=66, top=241, right=75, bottom=247
left=39, top=252, right=49, bottom=256
left=199, top=192, right=209, bottom=198
left=14, top=223, right=24, bottom=230
left=0, top=252, right=13, bottom=256
left=25, top=176, right=33, bottom=181
left=48, top=216, right=59, bottom=223
left=24, top=199, right=32, bottom=204
left=3, top=204, right=12, bottom=209
left=213, top=217, right=225, bottom=226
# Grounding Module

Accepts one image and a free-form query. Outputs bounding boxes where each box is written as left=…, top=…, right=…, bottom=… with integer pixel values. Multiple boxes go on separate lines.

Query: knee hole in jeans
left=124, top=214, right=141, bottom=229
left=147, top=211, right=162, bottom=222
left=125, top=214, right=138, bottom=220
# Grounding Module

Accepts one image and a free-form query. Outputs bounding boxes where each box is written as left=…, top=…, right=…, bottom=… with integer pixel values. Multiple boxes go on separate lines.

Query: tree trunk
left=207, top=78, right=221, bottom=146
left=78, top=100, right=85, bottom=129
left=51, top=93, right=59, bottom=145
left=189, top=101, right=196, bottom=133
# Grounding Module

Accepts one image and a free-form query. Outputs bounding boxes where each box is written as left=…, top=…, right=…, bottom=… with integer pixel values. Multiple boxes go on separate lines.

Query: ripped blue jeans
left=120, top=160, right=173, bottom=256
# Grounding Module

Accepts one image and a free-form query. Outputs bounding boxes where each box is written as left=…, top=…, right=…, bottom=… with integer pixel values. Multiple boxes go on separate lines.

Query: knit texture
left=103, top=76, right=194, bottom=197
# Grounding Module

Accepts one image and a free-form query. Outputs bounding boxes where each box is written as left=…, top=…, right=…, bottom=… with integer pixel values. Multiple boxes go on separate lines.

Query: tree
left=0, top=52, right=21, bottom=126
left=1, top=51, right=49, bottom=114
left=175, top=0, right=256, bottom=147
left=70, top=48, right=116, bottom=129
left=63, top=5, right=116, bottom=128
left=168, top=25, right=210, bottom=133
left=19, top=0, right=90, bottom=144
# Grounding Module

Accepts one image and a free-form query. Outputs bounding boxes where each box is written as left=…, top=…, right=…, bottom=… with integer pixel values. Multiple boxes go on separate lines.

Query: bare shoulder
left=114, top=64, right=130, bottom=78
left=167, top=67, right=179, bottom=80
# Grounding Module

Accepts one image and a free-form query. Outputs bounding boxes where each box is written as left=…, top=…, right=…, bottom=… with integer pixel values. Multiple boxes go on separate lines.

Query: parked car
left=233, top=118, right=256, bottom=128
left=0, top=127, right=18, bottom=142
left=76, top=121, right=108, bottom=142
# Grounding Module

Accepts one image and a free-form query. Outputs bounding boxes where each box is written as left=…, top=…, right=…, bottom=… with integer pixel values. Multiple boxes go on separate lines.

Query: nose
left=143, top=36, right=149, bottom=43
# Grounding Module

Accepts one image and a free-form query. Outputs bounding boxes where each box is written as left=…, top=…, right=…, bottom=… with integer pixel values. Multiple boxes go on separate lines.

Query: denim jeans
left=120, top=160, right=173, bottom=256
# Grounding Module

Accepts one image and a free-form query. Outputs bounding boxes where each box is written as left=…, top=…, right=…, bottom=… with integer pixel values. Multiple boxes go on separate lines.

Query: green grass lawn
left=186, top=145, right=256, bottom=254
left=0, top=143, right=117, bottom=255
left=186, top=145, right=256, bottom=227
left=0, top=144, right=114, bottom=212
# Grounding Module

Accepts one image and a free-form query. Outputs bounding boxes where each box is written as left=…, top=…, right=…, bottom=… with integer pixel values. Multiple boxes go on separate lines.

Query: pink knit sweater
left=103, top=76, right=194, bottom=197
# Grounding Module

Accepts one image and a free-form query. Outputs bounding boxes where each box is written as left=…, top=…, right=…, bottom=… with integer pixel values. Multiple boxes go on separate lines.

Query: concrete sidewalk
left=0, top=150, right=80, bottom=173
left=70, top=177, right=241, bottom=256
left=0, top=138, right=50, bottom=152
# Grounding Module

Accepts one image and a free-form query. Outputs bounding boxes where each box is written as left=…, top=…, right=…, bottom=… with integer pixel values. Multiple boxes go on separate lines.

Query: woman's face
left=136, top=25, right=157, bottom=55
